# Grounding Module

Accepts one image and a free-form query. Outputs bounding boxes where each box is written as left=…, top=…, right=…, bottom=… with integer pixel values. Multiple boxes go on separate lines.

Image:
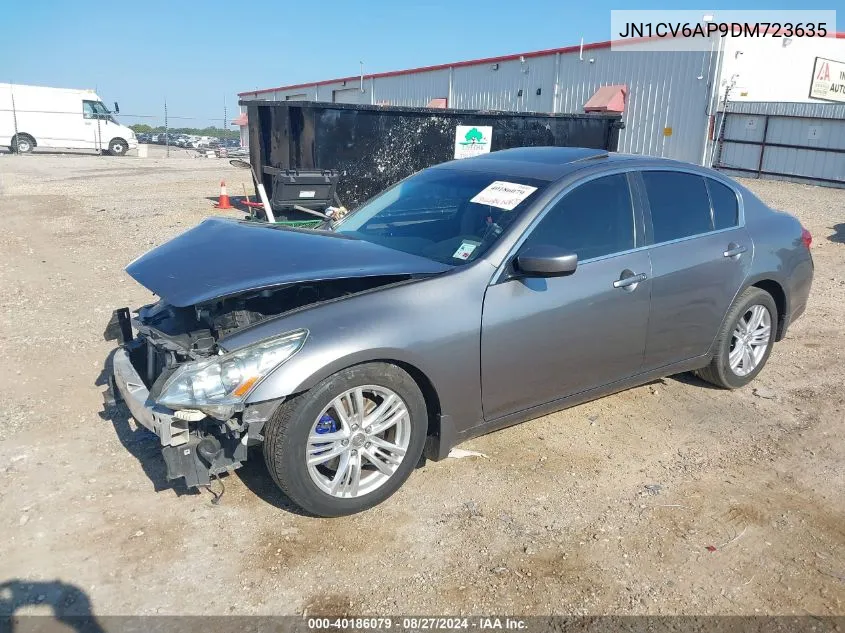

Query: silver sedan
left=108, top=147, right=814, bottom=516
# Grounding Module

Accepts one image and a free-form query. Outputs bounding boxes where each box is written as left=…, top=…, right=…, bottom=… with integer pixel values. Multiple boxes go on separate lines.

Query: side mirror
left=113, top=102, right=120, bottom=114
left=514, top=245, right=578, bottom=277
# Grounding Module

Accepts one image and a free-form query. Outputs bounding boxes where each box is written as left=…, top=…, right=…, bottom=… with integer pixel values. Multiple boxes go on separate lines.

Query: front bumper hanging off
left=104, top=308, right=277, bottom=488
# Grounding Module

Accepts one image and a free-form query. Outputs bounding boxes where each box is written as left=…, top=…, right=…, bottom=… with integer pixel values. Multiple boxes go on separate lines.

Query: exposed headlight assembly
left=157, top=329, right=307, bottom=420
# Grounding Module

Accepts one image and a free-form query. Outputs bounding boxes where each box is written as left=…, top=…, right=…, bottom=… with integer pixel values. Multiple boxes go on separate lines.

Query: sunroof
left=477, top=147, right=609, bottom=164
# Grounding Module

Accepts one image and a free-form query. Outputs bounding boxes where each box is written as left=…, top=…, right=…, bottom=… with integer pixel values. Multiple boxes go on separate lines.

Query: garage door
left=332, top=88, right=363, bottom=104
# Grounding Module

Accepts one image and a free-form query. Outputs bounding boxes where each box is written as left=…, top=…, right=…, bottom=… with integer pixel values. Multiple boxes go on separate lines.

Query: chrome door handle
left=613, top=272, right=648, bottom=289
left=723, top=244, right=747, bottom=258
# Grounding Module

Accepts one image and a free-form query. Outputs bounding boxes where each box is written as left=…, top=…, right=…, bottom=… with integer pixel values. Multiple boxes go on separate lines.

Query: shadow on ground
left=94, top=351, right=194, bottom=496
left=829, top=223, right=845, bottom=244
left=93, top=351, right=305, bottom=512
left=668, top=371, right=723, bottom=390
left=234, top=456, right=314, bottom=517
left=0, top=579, right=104, bottom=632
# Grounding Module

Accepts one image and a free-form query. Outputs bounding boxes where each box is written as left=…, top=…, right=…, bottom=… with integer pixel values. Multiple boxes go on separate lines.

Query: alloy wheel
left=728, top=304, right=772, bottom=377
left=305, top=385, right=411, bottom=498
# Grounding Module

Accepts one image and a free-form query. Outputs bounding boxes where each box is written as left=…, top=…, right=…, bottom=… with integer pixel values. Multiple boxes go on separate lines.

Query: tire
left=11, top=134, right=34, bottom=154
left=108, top=138, right=128, bottom=156
left=263, top=362, right=427, bottom=517
left=697, top=287, right=778, bottom=389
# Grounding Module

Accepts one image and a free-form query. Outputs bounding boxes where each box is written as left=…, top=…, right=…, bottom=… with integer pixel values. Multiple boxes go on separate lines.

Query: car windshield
left=333, top=168, right=547, bottom=265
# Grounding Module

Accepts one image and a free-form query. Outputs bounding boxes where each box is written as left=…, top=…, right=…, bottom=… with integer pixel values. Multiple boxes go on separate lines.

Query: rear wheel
left=11, top=134, right=35, bottom=154
left=108, top=138, right=128, bottom=156
left=262, top=362, right=427, bottom=516
left=697, top=287, right=777, bottom=389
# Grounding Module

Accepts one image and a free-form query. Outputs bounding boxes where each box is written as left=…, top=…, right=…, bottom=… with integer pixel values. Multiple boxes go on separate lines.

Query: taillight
left=801, top=227, right=812, bottom=249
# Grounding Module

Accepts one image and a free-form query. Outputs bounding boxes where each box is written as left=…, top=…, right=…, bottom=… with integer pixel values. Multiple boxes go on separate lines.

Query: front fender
left=245, top=344, right=441, bottom=404
left=223, top=263, right=495, bottom=439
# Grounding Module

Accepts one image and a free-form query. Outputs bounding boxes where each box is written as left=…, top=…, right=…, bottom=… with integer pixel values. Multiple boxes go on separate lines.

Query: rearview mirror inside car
left=515, top=246, right=578, bottom=277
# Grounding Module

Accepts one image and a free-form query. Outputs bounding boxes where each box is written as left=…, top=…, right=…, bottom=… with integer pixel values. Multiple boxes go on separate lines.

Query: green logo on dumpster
left=459, top=127, right=487, bottom=145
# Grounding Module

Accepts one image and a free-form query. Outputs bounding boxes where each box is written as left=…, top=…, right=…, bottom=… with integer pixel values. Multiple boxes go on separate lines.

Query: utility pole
left=164, top=99, right=170, bottom=157
left=10, top=83, right=19, bottom=153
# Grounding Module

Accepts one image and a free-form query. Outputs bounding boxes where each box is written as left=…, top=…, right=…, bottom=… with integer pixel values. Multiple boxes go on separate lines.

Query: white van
left=0, top=83, right=137, bottom=156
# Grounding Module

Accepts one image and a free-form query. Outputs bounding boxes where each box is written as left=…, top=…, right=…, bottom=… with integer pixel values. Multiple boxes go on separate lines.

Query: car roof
left=431, top=146, right=692, bottom=182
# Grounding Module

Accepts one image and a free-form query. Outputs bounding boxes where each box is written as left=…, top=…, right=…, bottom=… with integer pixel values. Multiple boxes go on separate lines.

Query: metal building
left=239, top=33, right=845, bottom=186
left=712, top=34, right=845, bottom=187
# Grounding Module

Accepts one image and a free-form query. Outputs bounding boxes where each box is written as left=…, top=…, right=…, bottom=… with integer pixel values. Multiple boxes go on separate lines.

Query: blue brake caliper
left=315, top=414, right=338, bottom=435
left=313, top=414, right=338, bottom=456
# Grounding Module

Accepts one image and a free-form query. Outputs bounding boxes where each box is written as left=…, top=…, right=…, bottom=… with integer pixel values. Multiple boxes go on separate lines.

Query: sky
left=0, top=0, right=832, bottom=128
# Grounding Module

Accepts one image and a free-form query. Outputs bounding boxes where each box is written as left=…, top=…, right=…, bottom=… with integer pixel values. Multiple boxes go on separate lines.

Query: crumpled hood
left=126, top=217, right=451, bottom=307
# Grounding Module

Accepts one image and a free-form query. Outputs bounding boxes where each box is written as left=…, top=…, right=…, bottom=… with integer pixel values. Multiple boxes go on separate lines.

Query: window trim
left=82, top=99, right=110, bottom=121
left=635, top=167, right=745, bottom=248
left=491, top=167, right=645, bottom=284
left=704, top=176, right=741, bottom=232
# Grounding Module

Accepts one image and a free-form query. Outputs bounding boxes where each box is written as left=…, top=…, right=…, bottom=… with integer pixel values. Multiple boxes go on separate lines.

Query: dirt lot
left=1, top=147, right=843, bottom=617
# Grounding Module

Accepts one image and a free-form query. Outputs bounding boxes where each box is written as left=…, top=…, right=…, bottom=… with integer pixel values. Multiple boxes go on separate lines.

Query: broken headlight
left=157, top=329, right=308, bottom=419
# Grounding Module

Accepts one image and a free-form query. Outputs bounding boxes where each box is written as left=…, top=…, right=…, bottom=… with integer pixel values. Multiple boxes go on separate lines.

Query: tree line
left=129, top=124, right=239, bottom=140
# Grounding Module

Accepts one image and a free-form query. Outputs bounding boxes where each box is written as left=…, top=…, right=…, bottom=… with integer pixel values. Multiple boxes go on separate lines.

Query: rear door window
left=525, top=173, right=635, bottom=261
left=707, top=178, right=739, bottom=230
left=642, top=171, right=713, bottom=243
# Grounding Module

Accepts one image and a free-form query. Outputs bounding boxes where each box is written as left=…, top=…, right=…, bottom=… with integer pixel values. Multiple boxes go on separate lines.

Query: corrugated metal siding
left=331, top=87, right=366, bottom=104
left=763, top=147, right=845, bottom=182
left=554, top=47, right=715, bottom=162
left=241, top=46, right=718, bottom=164
left=764, top=114, right=845, bottom=184
left=371, top=69, right=451, bottom=106
left=715, top=110, right=845, bottom=188
left=767, top=116, right=845, bottom=151
left=716, top=113, right=763, bottom=172
left=725, top=100, right=845, bottom=120
left=451, top=55, right=558, bottom=112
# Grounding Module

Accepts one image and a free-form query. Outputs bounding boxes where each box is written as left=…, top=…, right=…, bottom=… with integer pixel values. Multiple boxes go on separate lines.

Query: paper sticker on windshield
left=453, top=241, right=479, bottom=261
left=470, top=181, right=537, bottom=211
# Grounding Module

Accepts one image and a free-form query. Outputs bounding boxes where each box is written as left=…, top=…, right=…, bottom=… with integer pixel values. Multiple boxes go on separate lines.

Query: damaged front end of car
left=103, top=275, right=410, bottom=488
left=103, top=217, right=451, bottom=489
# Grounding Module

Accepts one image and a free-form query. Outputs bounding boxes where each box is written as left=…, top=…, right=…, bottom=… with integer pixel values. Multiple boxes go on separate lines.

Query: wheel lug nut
left=365, top=442, right=371, bottom=448
left=341, top=439, right=348, bottom=446
left=365, top=426, right=372, bottom=433
left=352, top=424, right=358, bottom=431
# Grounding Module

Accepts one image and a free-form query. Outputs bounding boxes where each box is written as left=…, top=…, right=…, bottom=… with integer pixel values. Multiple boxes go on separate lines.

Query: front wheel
left=11, top=134, right=34, bottom=154
left=263, top=363, right=427, bottom=517
left=108, top=138, right=128, bottom=156
left=697, top=287, right=777, bottom=389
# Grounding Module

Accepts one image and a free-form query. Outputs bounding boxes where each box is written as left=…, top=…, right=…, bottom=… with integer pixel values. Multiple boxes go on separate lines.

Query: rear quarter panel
left=739, top=184, right=813, bottom=335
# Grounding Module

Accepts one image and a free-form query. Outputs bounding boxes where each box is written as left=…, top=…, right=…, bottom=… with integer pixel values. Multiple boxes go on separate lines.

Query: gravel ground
left=0, top=147, right=843, bottom=617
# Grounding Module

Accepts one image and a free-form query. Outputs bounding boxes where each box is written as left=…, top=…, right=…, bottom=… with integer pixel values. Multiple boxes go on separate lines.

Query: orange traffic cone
left=214, top=180, right=233, bottom=209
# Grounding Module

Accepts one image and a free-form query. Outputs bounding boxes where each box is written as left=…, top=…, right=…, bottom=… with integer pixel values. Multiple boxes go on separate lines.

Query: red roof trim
left=238, top=32, right=845, bottom=97
left=238, top=38, right=619, bottom=97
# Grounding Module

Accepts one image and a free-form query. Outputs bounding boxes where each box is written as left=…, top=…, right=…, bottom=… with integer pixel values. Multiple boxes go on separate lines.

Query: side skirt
left=454, top=354, right=711, bottom=447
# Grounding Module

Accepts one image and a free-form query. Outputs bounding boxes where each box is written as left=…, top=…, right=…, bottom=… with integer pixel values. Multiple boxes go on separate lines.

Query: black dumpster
left=242, top=100, right=624, bottom=213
